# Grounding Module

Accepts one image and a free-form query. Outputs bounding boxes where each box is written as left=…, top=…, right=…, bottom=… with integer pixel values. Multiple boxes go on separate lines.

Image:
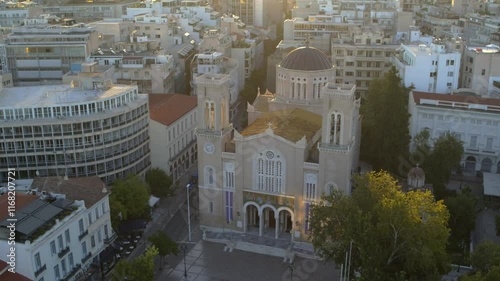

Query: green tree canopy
left=148, top=231, right=179, bottom=268
left=113, top=245, right=159, bottom=281
left=360, top=67, right=412, bottom=174
left=444, top=186, right=478, bottom=251
left=110, top=175, right=150, bottom=228
left=425, top=132, right=463, bottom=185
left=309, top=171, right=450, bottom=281
left=145, top=168, right=175, bottom=198
left=470, top=241, right=500, bottom=274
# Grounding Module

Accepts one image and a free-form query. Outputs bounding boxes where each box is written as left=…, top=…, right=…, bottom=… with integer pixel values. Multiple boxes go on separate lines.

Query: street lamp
left=289, top=261, right=295, bottom=281
left=186, top=183, right=192, bottom=242
left=181, top=244, right=188, bottom=277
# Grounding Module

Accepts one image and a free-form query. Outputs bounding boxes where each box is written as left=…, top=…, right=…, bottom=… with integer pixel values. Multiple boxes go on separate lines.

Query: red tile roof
left=0, top=260, right=32, bottom=281
left=31, top=176, right=109, bottom=208
left=412, top=91, right=500, bottom=106
left=149, top=94, right=197, bottom=126
left=0, top=193, right=38, bottom=221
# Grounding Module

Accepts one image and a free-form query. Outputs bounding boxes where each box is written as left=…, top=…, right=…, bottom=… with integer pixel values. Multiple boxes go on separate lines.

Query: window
left=205, top=167, right=214, bottom=185
left=65, top=229, right=71, bottom=244
left=482, top=69, right=486, bottom=75
left=448, top=71, right=454, bottom=77
left=209, top=202, right=214, bottom=213
left=54, top=265, right=60, bottom=281
left=79, top=219, right=84, bottom=234
left=91, top=235, right=96, bottom=248
left=329, top=112, right=342, bottom=144
left=34, top=252, right=41, bottom=270
left=61, top=259, right=67, bottom=276
left=486, top=137, right=494, bottom=150
left=225, top=191, right=233, bottom=223
left=50, top=240, right=56, bottom=255
left=98, top=229, right=102, bottom=243
left=224, top=164, right=235, bottom=189
left=88, top=212, right=93, bottom=225
left=305, top=174, right=317, bottom=200
left=68, top=253, right=74, bottom=268
left=104, top=224, right=109, bottom=239
left=256, top=151, right=284, bottom=193
left=58, top=235, right=63, bottom=251
left=82, top=242, right=87, bottom=256
left=470, top=136, right=478, bottom=148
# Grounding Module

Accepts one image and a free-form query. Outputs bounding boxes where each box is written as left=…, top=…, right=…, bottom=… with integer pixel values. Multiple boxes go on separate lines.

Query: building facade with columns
left=196, top=46, right=361, bottom=241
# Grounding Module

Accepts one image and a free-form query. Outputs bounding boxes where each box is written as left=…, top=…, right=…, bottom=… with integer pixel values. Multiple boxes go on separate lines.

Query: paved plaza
left=159, top=241, right=339, bottom=281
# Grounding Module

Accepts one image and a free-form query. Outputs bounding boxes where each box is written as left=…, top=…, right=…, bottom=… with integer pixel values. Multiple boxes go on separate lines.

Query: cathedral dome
left=280, top=46, right=333, bottom=71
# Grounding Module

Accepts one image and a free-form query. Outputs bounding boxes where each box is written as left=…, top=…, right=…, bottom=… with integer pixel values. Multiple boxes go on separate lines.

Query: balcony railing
left=104, top=233, right=118, bottom=245
left=34, top=264, right=47, bottom=277
left=81, top=252, right=92, bottom=264
left=58, top=246, right=70, bottom=258
left=61, top=264, right=81, bottom=281
left=78, top=230, right=88, bottom=241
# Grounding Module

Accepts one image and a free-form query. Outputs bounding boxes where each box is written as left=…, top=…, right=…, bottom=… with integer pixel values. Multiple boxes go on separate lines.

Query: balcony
left=61, top=264, right=81, bottom=281
left=81, top=252, right=92, bottom=264
left=104, top=233, right=118, bottom=245
left=58, top=246, right=70, bottom=258
left=34, top=264, right=47, bottom=277
left=78, top=230, right=88, bottom=241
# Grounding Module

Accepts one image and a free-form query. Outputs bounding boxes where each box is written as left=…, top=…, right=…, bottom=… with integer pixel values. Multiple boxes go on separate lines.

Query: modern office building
left=5, top=23, right=99, bottom=86
left=0, top=176, right=114, bottom=281
left=0, top=62, right=150, bottom=184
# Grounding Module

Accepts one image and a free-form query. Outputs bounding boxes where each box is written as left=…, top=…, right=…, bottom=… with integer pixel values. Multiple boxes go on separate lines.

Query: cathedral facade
left=195, top=46, right=361, bottom=240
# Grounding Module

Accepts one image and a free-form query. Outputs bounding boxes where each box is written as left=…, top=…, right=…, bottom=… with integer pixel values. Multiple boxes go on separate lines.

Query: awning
left=483, top=173, right=500, bottom=197
left=149, top=195, right=160, bottom=208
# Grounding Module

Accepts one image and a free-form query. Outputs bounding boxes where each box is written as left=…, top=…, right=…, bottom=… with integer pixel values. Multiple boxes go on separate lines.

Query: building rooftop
left=241, top=108, right=322, bottom=143
left=412, top=91, right=500, bottom=113
left=0, top=193, right=38, bottom=222
left=0, top=260, right=32, bottom=281
left=280, top=46, right=333, bottom=71
left=251, top=90, right=273, bottom=112
left=31, top=176, right=109, bottom=208
left=149, top=94, right=197, bottom=126
left=0, top=84, right=135, bottom=109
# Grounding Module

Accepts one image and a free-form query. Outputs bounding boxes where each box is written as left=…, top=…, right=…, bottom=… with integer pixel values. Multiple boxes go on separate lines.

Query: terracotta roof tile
left=412, top=91, right=500, bottom=107
left=0, top=260, right=32, bottom=281
left=0, top=193, right=38, bottom=221
left=31, top=176, right=109, bottom=208
left=241, top=108, right=322, bottom=143
left=149, top=94, right=197, bottom=126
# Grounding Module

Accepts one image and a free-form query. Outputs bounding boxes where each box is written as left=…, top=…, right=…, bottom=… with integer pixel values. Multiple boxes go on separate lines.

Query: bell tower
left=318, top=83, right=361, bottom=195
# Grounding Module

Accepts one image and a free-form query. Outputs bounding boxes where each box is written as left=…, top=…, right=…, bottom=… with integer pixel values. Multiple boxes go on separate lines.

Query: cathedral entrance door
left=286, top=213, right=292, bottom=233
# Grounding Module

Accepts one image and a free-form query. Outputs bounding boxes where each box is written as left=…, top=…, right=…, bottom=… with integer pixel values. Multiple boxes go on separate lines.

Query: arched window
left=297, top=83, right=301, bottom=98
left=302, top=83, right=306, bottom=99
left=205, top=166, right=215, bottom=186
left=256, top=150, right=284, bottom=193
left=325, top=183, right=338, bottom=195
left=291, top=82, right=295, bottom=99
left=329, top=112, right=342, bottom=144
left=305, top=173, right=317, bottom=201
left=313, top=84, right=316, bottom=99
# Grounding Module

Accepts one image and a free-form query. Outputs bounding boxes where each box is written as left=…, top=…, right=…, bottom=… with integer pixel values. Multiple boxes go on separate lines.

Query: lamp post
left=181, top=244, right=188, bottom=277
left=186, top=183, right=192, bottom=242
left=289, top=261, right=295, bottom=281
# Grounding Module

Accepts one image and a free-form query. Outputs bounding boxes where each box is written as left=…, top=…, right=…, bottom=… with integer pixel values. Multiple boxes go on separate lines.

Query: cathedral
left=195, top=46, right=361, bottom=241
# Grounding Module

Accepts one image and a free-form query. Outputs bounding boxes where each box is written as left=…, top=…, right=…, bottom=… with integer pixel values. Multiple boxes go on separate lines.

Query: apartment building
left=0, top=63, right=150, bottom=184
left=5, top=23, right=99, bottom=86
left=391, top=41, right=462, bottom=94
left=409, top=90, right=500, bottom=174
left=0, top=2, right=42, bottom=27
left=43, top=0, right=139, bottom=23
left=231, top=38, right=264, bottom=79
left=149, top=94, right=198, bottom=181
left=0, top=176, right=114, bottom=281
left=461, top=44, right=500, bottom=98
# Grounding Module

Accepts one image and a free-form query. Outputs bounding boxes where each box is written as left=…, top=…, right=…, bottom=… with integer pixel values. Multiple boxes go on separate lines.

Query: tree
left=113, top=245, right=159, bottom=281
left=470, top=241, right=500, bottom=274
left=145, top=168, right=175, bottom=198
left=360, top=67, right=412, bottom=174
left=444, top=186, right=478, bottom=254
left=148, top=231, right=179, bottom=268
left=425, top=132, right=463, bottom=185
left=309, top=171, right=450, bottom=281
left=110, top=175, right=150, bottom=228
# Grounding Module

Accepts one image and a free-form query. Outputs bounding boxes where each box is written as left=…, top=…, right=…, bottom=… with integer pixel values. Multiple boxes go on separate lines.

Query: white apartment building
left=0, top=63, right=150, bottom=184
left=0, top=176, right=114, bottom=281
left=0, top=3, right=42, bottom=27
left=461, top=44, right=500, bottom=98
left=391, top=41, right=462, bottom=94
left=409, top=90, right=500, bottom=174
left=43, top=0, right=139, bottom=23
left=5, top=24, right=99, bottom=86
left=231, top=38, right=264, bottom=78
left=149, top=94, right=198, bottom=181
left=91, top=49, right=176, bottom=94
